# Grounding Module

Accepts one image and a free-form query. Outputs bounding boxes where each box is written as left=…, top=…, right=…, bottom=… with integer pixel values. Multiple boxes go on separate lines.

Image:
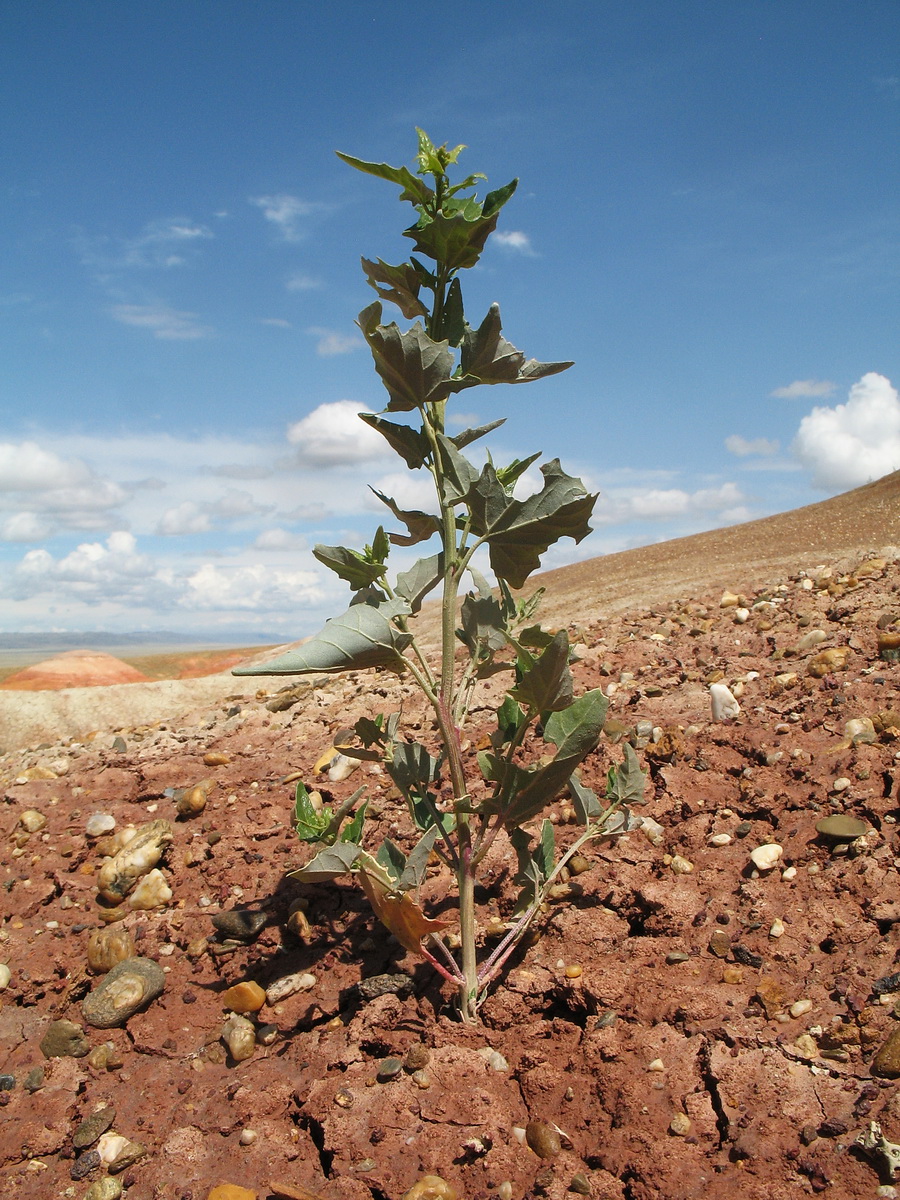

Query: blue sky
left=2, top=1, right=898, bottom=638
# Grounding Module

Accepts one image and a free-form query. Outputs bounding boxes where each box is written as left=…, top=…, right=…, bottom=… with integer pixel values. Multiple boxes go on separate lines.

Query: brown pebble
left=708, top=930, right=731, bottom=959
left=203, top=752, right=231, bottom=766
left=526, top=1120, right=562, bottom=1159
left=872, top=1028, right=900, bottom=1077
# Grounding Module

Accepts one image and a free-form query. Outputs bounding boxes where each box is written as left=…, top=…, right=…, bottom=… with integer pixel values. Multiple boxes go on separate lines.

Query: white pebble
left=265, top=971, right=316, bottom=1006
left=733, top=607, right=750, bottom=624
left=832, top=777, right=851, bottom=793
left=85, top=813, right=116, bottom=838
left=670, top=855, right=693, bottom=874
left=647, top=1058, right=665, bottom=1072
left=710, top=682, right=741, bottom=721
left=0, top=964, right=11, bottom=990
left=769, top=918, right=785, bottom=939
left=790, top=999, right=813, bottom=1017
left=709, top=833, right=732, bottom=847
left=781, top=866, right=797, bottom=881
left=239, top=1128, right=257, bottom=1145
left=749, top=844, right=783, bottom=871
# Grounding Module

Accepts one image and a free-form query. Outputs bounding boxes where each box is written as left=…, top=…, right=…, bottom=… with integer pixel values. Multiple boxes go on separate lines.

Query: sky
left=2, top=1, right=899, bottom=640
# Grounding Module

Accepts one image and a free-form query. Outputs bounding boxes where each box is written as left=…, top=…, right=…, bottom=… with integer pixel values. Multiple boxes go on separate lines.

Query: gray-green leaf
left=291, top=840, right=361, bottom=883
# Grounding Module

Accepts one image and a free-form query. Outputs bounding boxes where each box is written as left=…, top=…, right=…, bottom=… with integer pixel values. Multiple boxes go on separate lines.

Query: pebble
left=708, top=930, right=731, bottom=959
left=873, top=972, right=900, bottom=996
left=404, top=1043, right=431, bottom=1071
left=211, top=910, right=268, bottom=941
left=647, top=1059, right=665, bottom=1072
left=709, top=833, right=732, bottom=846
left=845, top=717, right=877, bottom=745
left=666, top=951, right=690, bottom=965
left=376, top=1057, right=404, bottom=1082
left=769, top=918, right=785, bottom=939
left=222, top=1012, right=256, bottom=1062
left=87, top=928, right=136, bottom=973
left=19, top=809, right=47, bottom=832
left=710, top=682, right=741, bottom=721
left=203, top=751, right=231, bottom=766
left=264, top=971, right=316, bottom=1005
left=70, top=1148, right=101, bottom=1179
left=749, top=844, right=783, bottom=871
left=126, top=868, right=172, bottom=911
left=0, top=963, right=10, bottom=990
left=206, top=1187, right=258, bottom=1200
left=82, top=957, right=166, bottom=1028
left=221, top=981, right=266, bottom=1013
left=669, top=1112, right=692, bottom=1136
left=525, top=1120, right=561, bottom=1158
left=356, top=972, right=414, bottom=1001
left=40, top=1019, right=90, bottom=1059
left=96, top=819, right=173, bottom=903
left=176, top=785, right=208, bottom=817
left=24, top=1066, right=44, bottom=1092
left=238, top=1128, right=257, bottom=1145
left=816, top=814, right=870, bottom=841
left=831, top=776, right=852, bottom=793
left=808, top=647, right=849, bottom=676
left=400, top=1178, right=458, bottom=1200
left=569, top=1175, right=591, bottom=1196
left=85, top=813, right=116, bottom=837
left=0, top=1074, right=14, bottom=1091
left=790, top=999, right=813, bottom=1018
left=873, top=1029, right=900, bottom=1078
left=73, top=1105, right=116, bottom=1149
left=83, top=1179, right=123, bottom=1200
left=669, top=854, right=693, bottom=874
left=794, top=1033, right=818, bottom=1060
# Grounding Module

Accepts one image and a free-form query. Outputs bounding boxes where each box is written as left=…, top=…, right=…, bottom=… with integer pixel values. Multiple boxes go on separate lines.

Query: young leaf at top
left=313, top=544, right=386, bottom=591
left=335, top=150, right=432, bottom=206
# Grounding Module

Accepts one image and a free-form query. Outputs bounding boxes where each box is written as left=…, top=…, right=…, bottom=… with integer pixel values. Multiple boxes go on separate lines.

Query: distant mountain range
left=0, top=630, right=285, bottom=651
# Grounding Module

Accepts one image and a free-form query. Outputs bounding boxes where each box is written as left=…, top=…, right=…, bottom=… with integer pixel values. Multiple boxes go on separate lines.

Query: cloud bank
left=793, top=372, right=900, bottom=490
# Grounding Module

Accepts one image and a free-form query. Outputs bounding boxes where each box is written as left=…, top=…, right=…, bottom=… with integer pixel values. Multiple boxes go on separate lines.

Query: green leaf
left=399, top=826, right=440, bottom=892
left=453, top=304, right=572, bottom=391
left=457, top=593, right=509, bottom=655
left=357, top=412, right=430, bottom=469
left=495, top=452, right=541, bottom=494
left=509, top=629, right=574, bottom=713
left=313, top=544, right=385, bottom=590
left=483, top=178, right=519, bottom=217
left=336, top=150, right=432, bottom=205
left=410, top=794, right=455, bottom=836
left=358, top=302, right=455, bottom=412
left=436, top=434, right=481, bottom=504
left=376, top=838, right=407, bottom=884
left=568, top=773, right=602, bottom=823
left=451, top=418, right=506, bottom=452
left=440, top=277, right=465, bottom=346
left=294, top=781, right=331, bottom=842
left=291, top=840, right=361, bottom=883
left=361, top=257, right=428, bottom=319
left=395, top=553, right=444, bottom=613
left=468, top=459, right=598, bottom=589
left=606, top=743, right=649, bottom=807
left=495, top=694, right=527, bottom=746
left=386, top=740, right=441, bottom=801
left=544, top=689, right=609, bottom=761
left=369, top=489, right=441, bottom=547
left=232, top=598, right=412, bottom=676
left=340, top=801, right=368, bottom=845
left=403, top=204, right=500, bottom=271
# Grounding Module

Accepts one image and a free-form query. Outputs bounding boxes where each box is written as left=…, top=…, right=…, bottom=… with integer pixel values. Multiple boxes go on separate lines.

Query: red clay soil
left=1, top=651, right=152, bottom=691
left=2, top=475, right=900, bottom=1200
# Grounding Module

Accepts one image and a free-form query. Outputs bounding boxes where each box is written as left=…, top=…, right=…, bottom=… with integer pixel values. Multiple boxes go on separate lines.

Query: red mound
left=0, top=649, right=151, bottom=691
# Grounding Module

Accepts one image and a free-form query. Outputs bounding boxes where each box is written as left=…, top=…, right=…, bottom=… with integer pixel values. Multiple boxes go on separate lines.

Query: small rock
left=0, top=1074, right=14, bottom=1091
left=809, top=647, right=849, bottom=677
left=708, top=930, right=731, bottom=959
left=203, top=752, right=230, bottom=766
left=206, top=1187, right=258, bottom=1200
left=87, top=928, right=136, bottom=973
left=709, top=833, right=732, bottom=846
left=400, top=1178, right=458, bottom=1200
left=873, top=971, right=900, bottom=996
left=264, top=971, right=316, bottom=1005
left=845, top=717, right=877, bottom=745
left=376, top=1057, right=404, bottom=1082
left=769, top=918, right=785, bottom=939
left=176, top=785, right=208, bottom=817
left=669, top=1112, right=692, bottom=1136
left=96, top=1132, right=128, bottom=1164
left=222, top=1012, right=256, bottom=1062
left=0, top=964, right=10, bottom=990
left=669, top=854, right=693, bottom=874
left=873, top=1029, right=900, bottom=1078
left=96, top=819, right=173, bottom=904
left=83, top=1178, right=123, bottom=1200
left=211, top=910, right=268, bottom=941
left=569, top=1175, right=591, bottom=1195
left=526, top=1121, right=561, bottom=1159
left=666, top=951, right=690, bottom=965
left=790, top=999, right=813, bottom=1017
left=82, top=957, right=165, bottom=1028
left=356, top=973, right=414, bottom=1001
left=24, top=1066, right=44, bottom=1092
left=749, top=843, right=783, bottom=871
left=85, top=813, right=116, bottom=838
left=73, top=1105, right=116, bottom=1149
left=403, top=1043, right=431, bottom=1072
left=221, top=980, right=266, bottom=1013
left=19, top=809, right=48, bottom=832
left=70, top=1149, right=101, bottom=1180
left=40, top=1018, right=90, bottom=1059
left=816, top=814, right=870, bottom=841
left=794, top=1033, right=818, bottom=1060
left=710, top=682, right=741, bottom=721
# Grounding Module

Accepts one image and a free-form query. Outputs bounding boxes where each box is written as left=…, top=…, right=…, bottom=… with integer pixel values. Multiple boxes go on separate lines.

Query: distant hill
left=0, top=630, right=285, bottom=652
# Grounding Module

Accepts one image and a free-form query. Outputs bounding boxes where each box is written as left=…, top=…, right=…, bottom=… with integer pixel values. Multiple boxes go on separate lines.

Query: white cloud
left=181, top=562, right=323, bottom=612
left=2, top=512, right=52, bottom=542
left=771, top=379, right=837, bottom=399
left=306, top=326, right=363, bottom=356
left=287, top=401, right=387, bottom=467
left=594, top=481, right=748, bottom=525
left=77, top=217, right=214, bottom=272
left=205, top=488, right=274, bottom=520
left=368, top=469, right=436, bottom=516
left=110, top=304, right=213, bottom=340
left=250, top=194, right=315, bottom=242
left=725, top=435, right=780, bottom=457
left=156, top=501, right=212, bottom=536
left=6, top=532, right=162, bottom=605
left=493, top=230, right=535, bottom=255
left=793, top=372, right=900, bottom=490
left=254, top=528, right=308, bottom=552
left=0, top=441, right=92, bottom=491
left=286, top=273, right=321, bottom=291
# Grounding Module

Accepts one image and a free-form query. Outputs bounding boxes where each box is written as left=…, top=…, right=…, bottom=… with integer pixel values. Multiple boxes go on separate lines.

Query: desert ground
left=2, top=471, right=900, bottom=1200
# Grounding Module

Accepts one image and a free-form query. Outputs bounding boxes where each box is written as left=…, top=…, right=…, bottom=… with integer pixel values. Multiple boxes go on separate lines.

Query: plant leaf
left=335, top=150, right=432, bottom=205
left=358, top=302, right=455, bottom=411
left=361, top=257, right=428, bottom=319
left=395, top=553, right=444, bottom=612
left=468, top=459, right=598, bottom=589
left=386, top=740, right=441, bottom=801
left=457, top=593, right=509, bottom=654
left=451, top=418, right=506, bottom=451
left=369, top=489, right=441, bottom=546
left=440, top=276, right=465, bottom=346
left=509, top=629, right=574, bottom=713
left=606, top=743, right=649, bottom=806
left=291, top=840, right=361, bottom=883
left=313, top=544, right=385, bottom=590
left=293, top=781, right=330, bottom=842
left=399, top=826, right=440, bottom=891
left=357, top=412, right=430, bottom=469
left=232, top=598, right=412, bottom=676
left=376, top=838, right=407, bottom=884
left=436, top=433, right=481, bottom=505
left=568, top=772, right=602, bottom=823
left=340, top=801, right=368, bottom=844
left=544, top=689, right=609, bottom=761
left=357, top=866, right=449, bottom=953
left=403, top=203, right=500, bottom=271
